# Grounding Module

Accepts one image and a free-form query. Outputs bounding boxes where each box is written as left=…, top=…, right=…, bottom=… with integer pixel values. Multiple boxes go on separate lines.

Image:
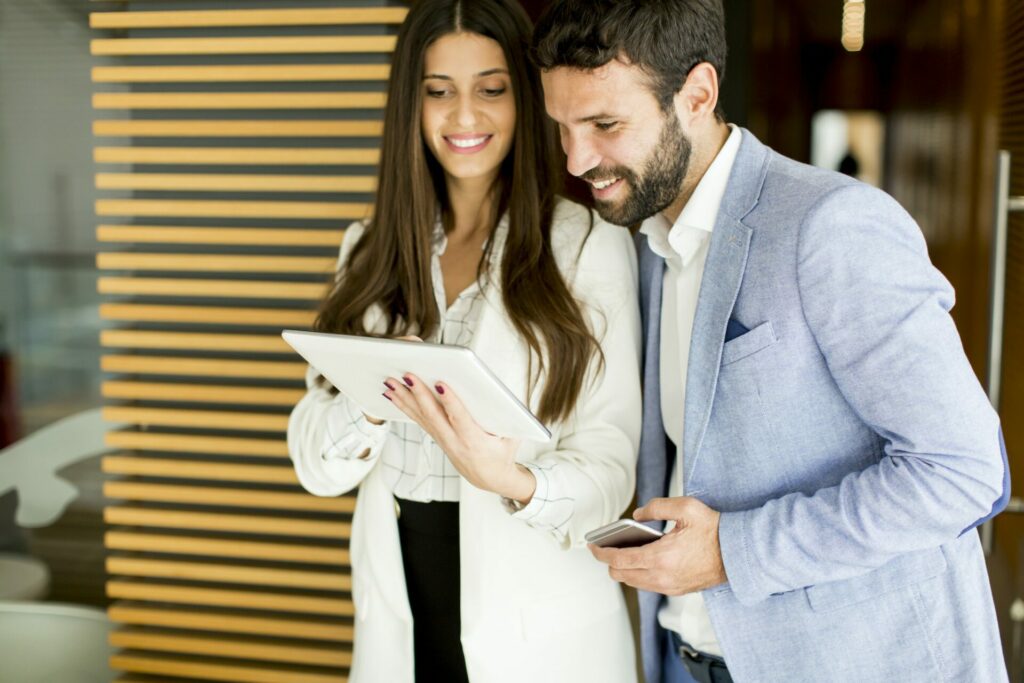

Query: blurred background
left=0, top=0, right=1022, bottom=680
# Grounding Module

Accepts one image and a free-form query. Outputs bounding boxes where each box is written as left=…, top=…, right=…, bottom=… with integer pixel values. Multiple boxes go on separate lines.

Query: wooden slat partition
left=102, top=381, right=306, bottom=404
left=109, top=630, right=352, bottom=667
left=100, top=331, right=293, bottom=353
left=93, top=120, right=383, bottom=137
left=92, top=92, right=387, bottom=109
left=90, top=7, right=407, bottom=29
left=92, top=65, right=390, bottom=83
left=94, top=147, right=379, bottom=164
left=96, top=174, right=377, bottom=193
left=96, top=226, right=345, bottom=246
left=98, top=278, right=327, bottom=300
left=91, top=36, right=397, bottom=56
left=92, top=4, right=397, bottom=679
left=106, top=581, right=354, bottom=613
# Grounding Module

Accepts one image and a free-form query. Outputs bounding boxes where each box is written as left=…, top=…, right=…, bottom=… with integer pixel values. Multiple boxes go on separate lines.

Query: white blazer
left=288, top=198, right=642, bottom=683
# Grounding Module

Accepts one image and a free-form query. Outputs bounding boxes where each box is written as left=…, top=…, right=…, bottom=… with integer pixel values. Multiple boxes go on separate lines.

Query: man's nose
left=563, top=133, right=601, bottom=178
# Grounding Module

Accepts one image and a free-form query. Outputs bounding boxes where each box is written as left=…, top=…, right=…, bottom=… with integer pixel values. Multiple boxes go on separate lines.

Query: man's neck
left=660, top=121, right=731, bottom=226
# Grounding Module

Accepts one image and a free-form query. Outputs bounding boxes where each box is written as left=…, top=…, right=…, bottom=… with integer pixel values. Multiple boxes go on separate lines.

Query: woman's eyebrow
left=423, top=68, right=509, bottom=81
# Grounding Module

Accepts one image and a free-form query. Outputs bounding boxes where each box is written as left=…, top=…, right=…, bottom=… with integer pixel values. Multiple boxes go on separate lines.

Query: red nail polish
left=383, top=393, right=392, bottom=401
left=384, top=381, right=394, bottom=390
left=435, top=384, right=445, bottom=395
left=403, top=377, right=414, bottom=387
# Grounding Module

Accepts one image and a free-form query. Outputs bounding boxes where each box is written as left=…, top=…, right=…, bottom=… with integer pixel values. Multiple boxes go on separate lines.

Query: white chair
left=0, top=601, right=113, bottom=682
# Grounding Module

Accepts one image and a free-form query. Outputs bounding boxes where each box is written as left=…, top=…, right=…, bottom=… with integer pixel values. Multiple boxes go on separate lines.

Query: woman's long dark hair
left=315, top=0, right=601, bottom=425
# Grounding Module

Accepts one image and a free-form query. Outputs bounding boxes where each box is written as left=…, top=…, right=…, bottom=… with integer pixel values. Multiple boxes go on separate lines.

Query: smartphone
left=585, top=519, right=664, bottom=548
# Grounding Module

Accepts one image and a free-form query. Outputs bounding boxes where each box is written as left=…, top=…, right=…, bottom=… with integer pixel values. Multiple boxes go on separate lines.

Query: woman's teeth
left=448, top=136, right=490, bottom=148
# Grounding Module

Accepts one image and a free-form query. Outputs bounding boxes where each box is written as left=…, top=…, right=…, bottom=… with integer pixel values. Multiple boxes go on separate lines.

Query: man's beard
left=584, top=113, right=691, bottom=227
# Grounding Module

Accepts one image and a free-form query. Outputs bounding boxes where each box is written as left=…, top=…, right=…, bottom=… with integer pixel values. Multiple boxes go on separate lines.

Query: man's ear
left=673, top=62, right=720, bottom=125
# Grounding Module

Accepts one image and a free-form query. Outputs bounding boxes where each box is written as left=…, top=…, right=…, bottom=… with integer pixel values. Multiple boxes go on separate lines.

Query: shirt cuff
left=321, top=395, right=389, bottom=461
left=504, top=463, right=574, bottom=538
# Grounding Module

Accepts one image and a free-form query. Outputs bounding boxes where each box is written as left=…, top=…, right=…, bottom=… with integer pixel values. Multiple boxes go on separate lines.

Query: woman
left=287, top=1, right=641, bottom=681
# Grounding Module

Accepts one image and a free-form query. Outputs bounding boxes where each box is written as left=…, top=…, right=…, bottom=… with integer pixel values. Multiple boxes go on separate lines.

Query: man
left=532, top=2, right=1009, bottom=682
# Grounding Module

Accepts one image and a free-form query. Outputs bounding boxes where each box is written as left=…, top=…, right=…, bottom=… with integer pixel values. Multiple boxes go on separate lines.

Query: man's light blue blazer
left=636, top=129, right=1009, bottom=682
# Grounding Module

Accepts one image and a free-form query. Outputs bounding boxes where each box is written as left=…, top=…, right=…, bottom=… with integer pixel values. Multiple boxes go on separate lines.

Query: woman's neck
left=445, top=172, right=499, bottom=243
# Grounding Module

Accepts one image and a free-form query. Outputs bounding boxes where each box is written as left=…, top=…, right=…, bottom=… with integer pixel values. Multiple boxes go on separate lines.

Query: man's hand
left=589, top=497, right=727, bottom=595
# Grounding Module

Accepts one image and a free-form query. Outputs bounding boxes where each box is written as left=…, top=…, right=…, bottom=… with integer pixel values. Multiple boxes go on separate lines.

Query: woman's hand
left=383, top=372, right=536, bottom=504
left=362, top=335, right=422, bottom=425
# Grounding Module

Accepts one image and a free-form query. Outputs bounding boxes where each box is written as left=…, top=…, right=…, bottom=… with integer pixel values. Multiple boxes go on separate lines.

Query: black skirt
left=395, top=496, right=470, bottom=683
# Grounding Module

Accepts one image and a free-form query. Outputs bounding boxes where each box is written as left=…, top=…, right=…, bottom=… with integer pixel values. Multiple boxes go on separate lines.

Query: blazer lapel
left=682, top=217, right=752, bottom=488
left=682, top=129, right=770, bottom=489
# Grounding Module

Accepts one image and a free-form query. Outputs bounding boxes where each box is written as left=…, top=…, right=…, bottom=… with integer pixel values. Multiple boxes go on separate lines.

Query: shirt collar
left=640, top=124, right=742, bottom=266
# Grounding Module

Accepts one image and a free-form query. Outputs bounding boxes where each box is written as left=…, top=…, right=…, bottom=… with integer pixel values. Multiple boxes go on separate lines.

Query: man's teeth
left=592, top=178, right=619, bottom=190
left=449, top=136, right=489, bottom=148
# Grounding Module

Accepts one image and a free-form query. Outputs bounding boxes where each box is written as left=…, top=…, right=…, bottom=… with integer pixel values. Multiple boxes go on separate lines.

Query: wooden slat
left=104, top=507, right=350, bottom=538
left=93, top=120, right=382, bottom=137
left=103, top=482, right=355, bottom=513
left=91, top=35, right=397, bottom=56
left=93, top=92, right=385, bottom=110
left=111, top=654, right=345, bottom=683
left=100, top=304, right=316, bottom=327
left=96, top=173, right=376, bottom=193
left=94, top=147, right=379, bottom=165
left=104, top=431, right=288, bottom=457
left=92, top=64, right=389, bottom=83
left=110, top=630, right=351, bottom=668
left=103, top=408, right=290, bottom=432
left=96, top=226, right=345, bottom=247
left=90, top=7, right=407, bottom=29
left=106, top=557, right=351, bottom=591
left=106, top=581, right=351, bottom=616
left=97, top=253, right=335, bottom=273
left=98, top=278, right=327, bottom=300
left=96, top=200, right=370, bottom=220
left=105, top=531, right=349, bottom=565
left=101, top=357, right=306, bottom=380
left=102, top=381, right=306, bottom=405
left=102, top=455, right=296, bottom=483
left=109, top=605, right=353, bottom=642
left=100, top=330, right=294, bottom=352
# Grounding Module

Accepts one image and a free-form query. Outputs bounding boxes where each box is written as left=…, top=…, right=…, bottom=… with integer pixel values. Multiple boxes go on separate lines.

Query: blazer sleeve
left=511, top=216, right=643, bottom=548
left=286, top=221, right=388, bottom=497
left=718, top=183, right=1007, bottom=605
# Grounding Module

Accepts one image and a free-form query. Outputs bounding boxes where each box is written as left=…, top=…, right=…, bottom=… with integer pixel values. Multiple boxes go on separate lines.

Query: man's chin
left=593, top=198, right=641, bottom=227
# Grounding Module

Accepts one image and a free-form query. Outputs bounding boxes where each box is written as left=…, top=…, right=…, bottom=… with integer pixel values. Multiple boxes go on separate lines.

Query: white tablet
left=282, top=330, right=552, bottom=442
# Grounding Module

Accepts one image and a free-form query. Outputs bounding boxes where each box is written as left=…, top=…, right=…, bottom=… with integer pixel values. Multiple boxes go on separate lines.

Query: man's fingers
left=608, top=567, right=662, bottom=591
left=633, top=497, right=689, bottom=524
left=588, top=543, right=651, bottom=570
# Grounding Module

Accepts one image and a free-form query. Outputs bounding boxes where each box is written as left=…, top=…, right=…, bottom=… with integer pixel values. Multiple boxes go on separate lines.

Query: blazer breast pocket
left=721, top=321, right=777, bottom=366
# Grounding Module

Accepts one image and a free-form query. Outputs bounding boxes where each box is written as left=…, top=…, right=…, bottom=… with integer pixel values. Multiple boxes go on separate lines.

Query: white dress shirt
left=319, top=218, right=504, bottom=503
left=640, top=124, right=742, bottom=657
left=315, top=216, right=579, bottom=537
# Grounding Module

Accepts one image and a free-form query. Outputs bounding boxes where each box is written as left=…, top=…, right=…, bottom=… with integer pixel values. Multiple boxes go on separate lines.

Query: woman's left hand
left=383, top=373, right=536, bottom=504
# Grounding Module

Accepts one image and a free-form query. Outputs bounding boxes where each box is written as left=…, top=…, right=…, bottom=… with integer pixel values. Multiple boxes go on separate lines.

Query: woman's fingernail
left=383, top=393, right=392, bottom=401
left=435, top=384, right=445, bottom=395
left=403, top=377, right=414, bottom=387
left=384, top=381, right=394, bottom=390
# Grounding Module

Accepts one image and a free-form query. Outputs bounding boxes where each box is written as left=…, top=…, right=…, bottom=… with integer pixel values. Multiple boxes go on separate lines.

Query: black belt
left=670, top=631, right=733, bottom=683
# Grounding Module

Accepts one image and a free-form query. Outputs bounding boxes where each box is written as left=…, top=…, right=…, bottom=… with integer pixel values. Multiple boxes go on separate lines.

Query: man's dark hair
left=532, top=0, right=727, bottom=114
